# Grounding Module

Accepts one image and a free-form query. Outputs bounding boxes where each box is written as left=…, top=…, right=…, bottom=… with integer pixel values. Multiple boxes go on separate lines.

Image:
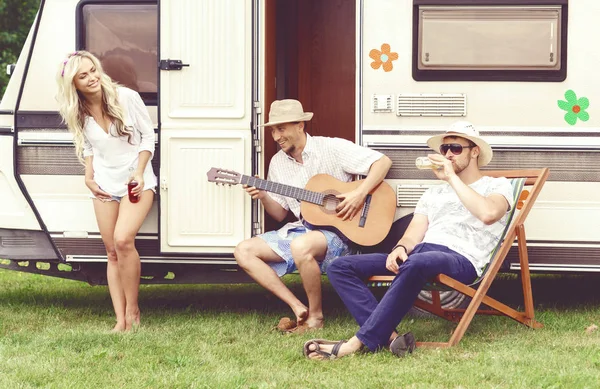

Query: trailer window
left=77, top=2, right=158, bottom=104
left=412, top=1, right=568, bottom=82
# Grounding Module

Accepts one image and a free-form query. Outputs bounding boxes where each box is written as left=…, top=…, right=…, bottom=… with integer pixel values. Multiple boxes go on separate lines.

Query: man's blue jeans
left=327, top=242, right=477, bottom=351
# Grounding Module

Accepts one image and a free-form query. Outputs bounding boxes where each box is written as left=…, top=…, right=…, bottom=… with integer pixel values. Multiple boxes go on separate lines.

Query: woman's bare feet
left=305, top=336, right=363, bottom=360
left=125, top=308, right=141, bottom=331
left=111, top=321, right=126, bottom=333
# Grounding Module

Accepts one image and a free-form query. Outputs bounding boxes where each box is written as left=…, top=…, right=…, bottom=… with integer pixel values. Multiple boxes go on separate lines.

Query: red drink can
left=127, top=180, right=139, bottom=203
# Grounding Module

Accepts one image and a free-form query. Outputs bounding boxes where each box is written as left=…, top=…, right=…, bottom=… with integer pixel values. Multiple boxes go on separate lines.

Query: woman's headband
left=61, top=52, right=82, bottom=77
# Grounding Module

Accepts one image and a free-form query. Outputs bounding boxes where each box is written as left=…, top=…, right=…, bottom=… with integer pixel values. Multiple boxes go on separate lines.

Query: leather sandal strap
left=331, top=340, right=346, bottom=357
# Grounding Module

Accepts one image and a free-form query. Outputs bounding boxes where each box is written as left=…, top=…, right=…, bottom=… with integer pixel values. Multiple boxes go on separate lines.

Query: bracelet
left=392, top=244, right=408, bottom=254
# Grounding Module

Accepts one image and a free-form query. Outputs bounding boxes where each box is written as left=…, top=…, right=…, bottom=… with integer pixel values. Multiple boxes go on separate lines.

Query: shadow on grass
left=1, top=271, right=600, bottom=320
left=484, top=273, right=600, bottom=310
left=0, top=272, right=351, bottom=320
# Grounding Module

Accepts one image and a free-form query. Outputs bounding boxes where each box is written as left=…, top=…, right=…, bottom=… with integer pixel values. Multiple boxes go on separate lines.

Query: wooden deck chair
left=368, top=168, right=549, bottom=348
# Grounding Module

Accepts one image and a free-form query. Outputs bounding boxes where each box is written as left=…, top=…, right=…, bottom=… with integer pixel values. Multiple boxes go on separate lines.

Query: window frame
left=75, top=0, right=158, bottom=105
left=412, top=0, right=569, bottom=82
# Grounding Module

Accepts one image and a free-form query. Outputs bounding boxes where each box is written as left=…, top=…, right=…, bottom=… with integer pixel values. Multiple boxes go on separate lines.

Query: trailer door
left=159, top=0, right=254, bottom=254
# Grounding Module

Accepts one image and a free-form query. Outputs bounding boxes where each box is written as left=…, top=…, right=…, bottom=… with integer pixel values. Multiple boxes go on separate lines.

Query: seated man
left=235, top=99, right=392, bottom=333
left=304, top=121, right=514, bottom=359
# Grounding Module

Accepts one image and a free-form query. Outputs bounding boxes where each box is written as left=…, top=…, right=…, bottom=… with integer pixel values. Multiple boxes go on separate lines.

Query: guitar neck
left=240, top=175, right=324, bottom=205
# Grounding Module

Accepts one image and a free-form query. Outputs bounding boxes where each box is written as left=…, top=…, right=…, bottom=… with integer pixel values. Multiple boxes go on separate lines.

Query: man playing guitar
left=234, top=99, right=392, bottom=334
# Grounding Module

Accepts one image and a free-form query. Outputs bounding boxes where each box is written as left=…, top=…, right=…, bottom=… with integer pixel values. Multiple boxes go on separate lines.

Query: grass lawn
left=1, top=268, right=599, bottom=389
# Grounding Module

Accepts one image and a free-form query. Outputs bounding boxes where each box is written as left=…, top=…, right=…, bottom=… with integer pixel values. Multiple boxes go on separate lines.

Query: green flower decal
left=558, top=90, right=589, bottom=125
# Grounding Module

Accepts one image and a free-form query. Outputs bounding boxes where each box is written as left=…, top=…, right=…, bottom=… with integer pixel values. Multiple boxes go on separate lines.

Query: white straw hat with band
left=427, top=121, right=493, bottom=167
left=260, top=99, right=313, bottom=127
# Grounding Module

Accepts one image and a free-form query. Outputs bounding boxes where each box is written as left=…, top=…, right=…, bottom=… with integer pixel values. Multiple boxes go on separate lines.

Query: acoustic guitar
left=206, top=168, right=396, bottom=246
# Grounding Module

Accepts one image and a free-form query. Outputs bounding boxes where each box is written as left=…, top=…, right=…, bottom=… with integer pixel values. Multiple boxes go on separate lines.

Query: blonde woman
left=56, top=51, right=156, bottom=332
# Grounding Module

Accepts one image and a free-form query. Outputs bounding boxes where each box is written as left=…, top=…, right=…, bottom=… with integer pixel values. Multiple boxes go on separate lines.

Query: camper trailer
left=0, top=0, right=599, bottom=291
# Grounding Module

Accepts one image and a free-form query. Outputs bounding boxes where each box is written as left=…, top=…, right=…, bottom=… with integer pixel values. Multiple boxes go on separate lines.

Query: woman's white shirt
left=82, top=87, right=157, bottom=197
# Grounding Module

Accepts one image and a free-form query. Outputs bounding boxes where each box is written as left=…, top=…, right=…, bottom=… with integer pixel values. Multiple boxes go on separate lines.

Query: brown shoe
left=286, top=322, right=322, bottom=335
left=275, top=317, right=297, bottom=332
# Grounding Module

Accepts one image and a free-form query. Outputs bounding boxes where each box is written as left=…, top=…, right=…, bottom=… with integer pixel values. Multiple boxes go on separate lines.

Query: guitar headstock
left=206, top=167, right=242, bottom=186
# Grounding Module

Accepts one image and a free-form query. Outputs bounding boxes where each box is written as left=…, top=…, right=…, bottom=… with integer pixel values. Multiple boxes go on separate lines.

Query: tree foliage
left=0, top=0, right=40, bottom=98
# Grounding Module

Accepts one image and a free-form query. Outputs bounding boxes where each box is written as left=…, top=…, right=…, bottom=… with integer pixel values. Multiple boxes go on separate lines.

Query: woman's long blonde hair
left=55, top=51, right=132, bottom=163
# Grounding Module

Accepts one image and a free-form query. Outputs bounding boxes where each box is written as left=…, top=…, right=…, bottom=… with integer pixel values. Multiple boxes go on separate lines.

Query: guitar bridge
left=359, top=194, right=372, bottom=228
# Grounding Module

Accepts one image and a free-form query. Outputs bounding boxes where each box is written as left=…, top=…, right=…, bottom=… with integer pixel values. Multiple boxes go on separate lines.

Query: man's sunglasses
left=439, top=143, right=476, bottom=155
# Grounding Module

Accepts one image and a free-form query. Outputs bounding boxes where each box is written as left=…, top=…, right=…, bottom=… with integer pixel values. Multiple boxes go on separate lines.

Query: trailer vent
left=372, top=94, right=394, bottom=113
left=0, top=236, right=35, bottom=248
left=396, top=93, right=466, bottom=117
left=397, top=184, right=433, bottom=207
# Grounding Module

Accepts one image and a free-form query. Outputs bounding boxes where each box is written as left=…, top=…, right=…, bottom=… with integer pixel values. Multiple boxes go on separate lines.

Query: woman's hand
left=128, top=174, right=145, bottom=198
left=86, top=178, right=112, bottom=201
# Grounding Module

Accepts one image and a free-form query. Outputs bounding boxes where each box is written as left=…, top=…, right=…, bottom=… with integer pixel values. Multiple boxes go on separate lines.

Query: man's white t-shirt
left=414, top=176, right=515, bottom=276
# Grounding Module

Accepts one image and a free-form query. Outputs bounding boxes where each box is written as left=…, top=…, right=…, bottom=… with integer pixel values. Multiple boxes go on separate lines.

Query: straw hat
left=259, top=99, right=313, bottom=127
left=427, top=121, right=493, bottom=167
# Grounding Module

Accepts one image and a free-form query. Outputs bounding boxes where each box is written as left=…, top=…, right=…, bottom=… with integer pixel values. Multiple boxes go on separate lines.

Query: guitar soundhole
left=322, top=193, right=340, bottom=215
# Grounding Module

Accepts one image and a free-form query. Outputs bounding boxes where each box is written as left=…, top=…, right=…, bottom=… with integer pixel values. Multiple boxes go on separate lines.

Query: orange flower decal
left=369, top=44, right=398, bottom=72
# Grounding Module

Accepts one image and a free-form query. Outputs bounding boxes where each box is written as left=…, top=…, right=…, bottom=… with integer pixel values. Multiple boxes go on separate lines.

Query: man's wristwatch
left=392, top=244, right=407, bottom=254
left=392, top=244, right=408, bottom=266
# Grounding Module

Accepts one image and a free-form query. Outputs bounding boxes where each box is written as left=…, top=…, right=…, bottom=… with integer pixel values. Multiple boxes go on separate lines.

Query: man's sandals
left=389, top=332, right=416, bottom=357
left=303, top=339, right=347, bottom=360
left=303, top=332, right=416, bottom=360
